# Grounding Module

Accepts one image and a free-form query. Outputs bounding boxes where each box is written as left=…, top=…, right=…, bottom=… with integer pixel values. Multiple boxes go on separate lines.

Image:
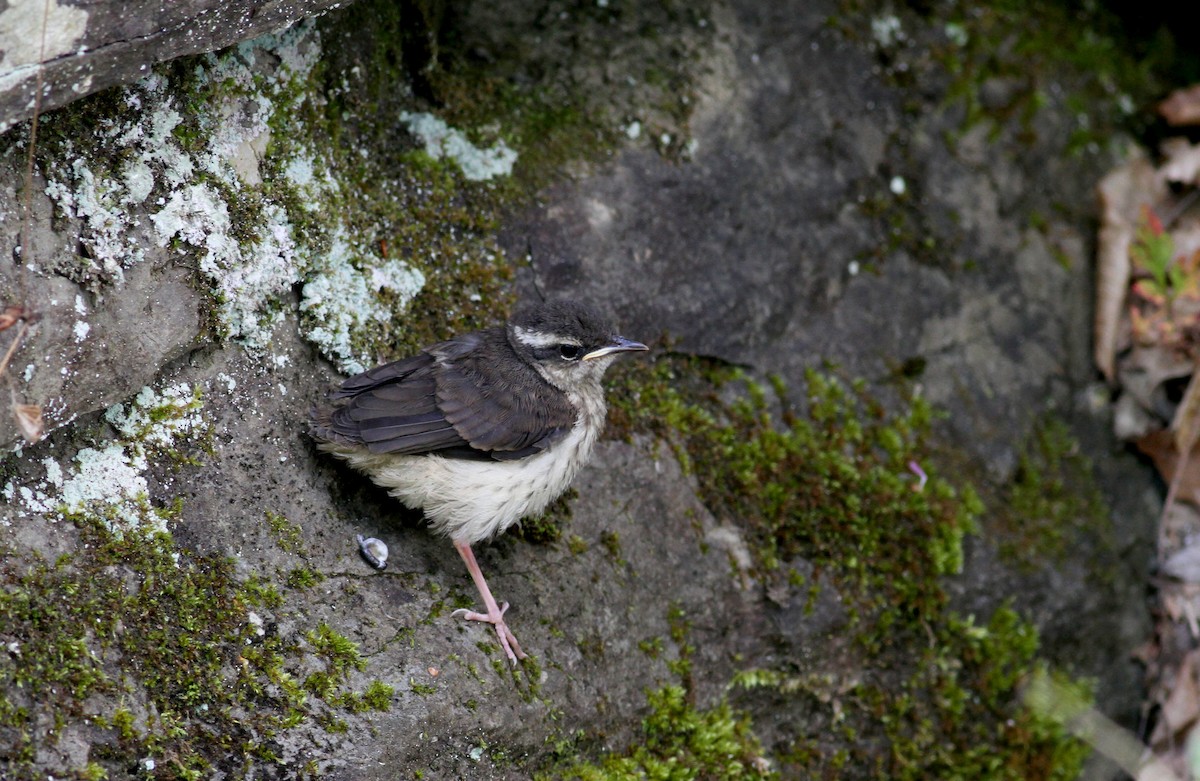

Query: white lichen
left=871, top=14, right=904, bottom=47
left=104, top=383, right=205, bottom=446
left=10, top=384, right=205, bottom=536
left=400, top=111, right=519, bottom=181
left=37, top=19, right=446, bottom=370
left=299, top=230, right=426, bottom=374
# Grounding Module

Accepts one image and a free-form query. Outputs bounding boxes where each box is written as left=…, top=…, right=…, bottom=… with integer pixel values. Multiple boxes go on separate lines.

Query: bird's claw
left=453, top=601, right=526, bottom=664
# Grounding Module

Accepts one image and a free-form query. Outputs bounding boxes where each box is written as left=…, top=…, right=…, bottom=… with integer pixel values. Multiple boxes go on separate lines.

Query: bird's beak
left=583, top=336, right=649, bottom=361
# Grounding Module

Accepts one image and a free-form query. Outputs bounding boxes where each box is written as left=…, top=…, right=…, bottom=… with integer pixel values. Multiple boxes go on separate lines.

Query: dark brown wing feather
left=310, top=329, right=577, bottom=461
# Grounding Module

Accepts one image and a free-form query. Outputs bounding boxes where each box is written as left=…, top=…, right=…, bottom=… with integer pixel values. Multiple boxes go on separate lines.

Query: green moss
left=599, top=530, right=623, bottom=564
left=415, top=0, right=715, bottom=172
left=285, top=567, right=326, bottom=590
left=996, top=416, right=1111, bottom=569
left=604, top=355, right=1093, bottom=777
left=837, top=0, right=1197, bottom=155
left=0, top=516, right=371, bottom=779
left=361, top=680, right=395, bottom=711
left=567, top=534, right=588, bottom=555
left=558, top=684, right=776, bottom=781
left=513, top=488, right=577, bottom=545
left=638, top=637, right=664, bottom=658
left=610, top=356, right=979, bottom=627
left=410, top=678, right=437, bottom=696
left=306, top=622, right=366, bottom=675
left=265, top=510, right=307, bottom=554
left=727, top=607, right=1091, bottom=779
left=550, top=605, right=774, bottom=781
left=867, top=608, right=1090, bottom=780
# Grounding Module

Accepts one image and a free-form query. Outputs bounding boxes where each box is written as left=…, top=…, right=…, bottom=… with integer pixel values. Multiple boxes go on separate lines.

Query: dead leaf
left=0, top=305, right=25, bottom=331
left=1137, top=430, right=1200, bottom=501
left=1119, top=347, right=1193, bottom=421
left=10, top=389, right=43, bottom=444
left=13, top=403, right=43, bottom=443
left=1162, top=138, right=1200, bottom=186
left=1161, top=84, right=1200, bottom=127
left=1164, top=545, right=1200, bottom=583
left=1172, top=370, right=1200, bottom=456
left=1149, top=648, right=1200, bottom=749
left=1096, top=150, right=1164, bottom=380
left=1161, top=502, right=1200, bottom=557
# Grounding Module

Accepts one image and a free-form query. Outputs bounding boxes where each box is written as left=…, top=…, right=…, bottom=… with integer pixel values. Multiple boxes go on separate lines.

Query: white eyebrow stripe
left=512, top=325, right=581, bottom=348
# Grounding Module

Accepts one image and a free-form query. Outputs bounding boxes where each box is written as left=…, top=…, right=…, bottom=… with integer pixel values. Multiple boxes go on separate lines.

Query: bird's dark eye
left=559, top=344, right=582, bottom=361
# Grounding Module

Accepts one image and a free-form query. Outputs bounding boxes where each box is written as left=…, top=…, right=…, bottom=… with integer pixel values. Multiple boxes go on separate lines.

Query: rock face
left=0, top=0, right=1162, bottom=778
left=0, top=0, right=350, bottom=134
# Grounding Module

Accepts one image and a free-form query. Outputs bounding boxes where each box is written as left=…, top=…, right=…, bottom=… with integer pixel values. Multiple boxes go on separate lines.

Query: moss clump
left=551, top=604, right=774, bottom=781
left=607, top=355, right=1089, bottom=778
left=410, top=0, right=716, bottom=171
left=265, top=509, right=307, bottom=554
left=559, top=685, right=776, bottom=781
left=610, top=356, right=979, bottom=627
left=512, top=487, right=577, bottom=545
left=0, top=518, right=392, bottom=779
left=996, top=416, right=1111, bottom=568
left=286, top=567, right=325, bottom=590
left=838, top=0, right=1196, bottom=154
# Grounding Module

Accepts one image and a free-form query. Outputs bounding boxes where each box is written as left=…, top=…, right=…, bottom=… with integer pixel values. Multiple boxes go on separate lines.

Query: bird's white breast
left=326, top=396, right=604, bottom=544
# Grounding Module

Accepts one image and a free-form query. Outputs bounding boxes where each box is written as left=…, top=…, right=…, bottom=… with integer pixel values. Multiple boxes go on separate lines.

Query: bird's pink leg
left=451, top=539, right=527, bottom=663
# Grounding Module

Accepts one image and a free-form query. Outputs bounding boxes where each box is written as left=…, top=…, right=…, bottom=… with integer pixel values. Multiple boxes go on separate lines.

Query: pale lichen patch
left=9, top=383, right=205, bottom=536
left=299, top=229, right=426, bottom=374
left=400, top=111, right=519, bottom=182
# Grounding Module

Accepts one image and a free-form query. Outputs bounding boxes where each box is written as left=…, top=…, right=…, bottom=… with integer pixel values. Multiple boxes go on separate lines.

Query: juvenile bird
left=310, top=300, right=647, bottom=663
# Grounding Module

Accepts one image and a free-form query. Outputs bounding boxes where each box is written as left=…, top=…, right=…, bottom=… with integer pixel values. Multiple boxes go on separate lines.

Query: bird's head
left=508, top=300, right=648, bottom=393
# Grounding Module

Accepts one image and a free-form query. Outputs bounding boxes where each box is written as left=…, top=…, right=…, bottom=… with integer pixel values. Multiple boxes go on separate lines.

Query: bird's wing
left=431, top=333, right=578, bottom=460
left=313, top=331, right=576, bottom=460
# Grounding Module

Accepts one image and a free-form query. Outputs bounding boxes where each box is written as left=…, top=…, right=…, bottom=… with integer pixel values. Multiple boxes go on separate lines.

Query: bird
left=310, top=300, right=648, bottom=663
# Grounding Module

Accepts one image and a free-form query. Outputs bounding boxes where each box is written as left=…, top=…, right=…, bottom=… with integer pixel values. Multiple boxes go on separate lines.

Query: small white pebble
left=889, top=175, right=907, bottom=196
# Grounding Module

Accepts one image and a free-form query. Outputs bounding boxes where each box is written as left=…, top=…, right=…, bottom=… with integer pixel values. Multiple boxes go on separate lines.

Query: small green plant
left=1130, top=206, right=1200, bottom=351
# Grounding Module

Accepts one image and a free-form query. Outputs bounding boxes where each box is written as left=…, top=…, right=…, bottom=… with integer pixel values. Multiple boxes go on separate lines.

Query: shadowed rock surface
left=0, top=0, right=1168, bottom=778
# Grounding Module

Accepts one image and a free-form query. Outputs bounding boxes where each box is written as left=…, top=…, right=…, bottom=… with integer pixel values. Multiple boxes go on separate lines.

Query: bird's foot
left=452, top=601, right=526, bottom=664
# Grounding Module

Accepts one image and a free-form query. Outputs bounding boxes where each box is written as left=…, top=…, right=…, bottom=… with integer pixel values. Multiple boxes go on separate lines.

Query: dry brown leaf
left=1161, top=84, right=1200, bottom=127
left=1120, top=347, right=1194, bottom=418
left=1149, top=648, right=1200, bottom=749
left=1172, top=370, right=1200, bottom=456
left=1170, top=216, right=1200, bottom=263
left=1136, top=752, right=1185, bottom=781
left=1162, top=138, right=1200, bottom=186
left=1096, top=150, right=1163, bottom=380
left=13, top=403, right=43, bottom=443
left=1161, top=547, right=1200, bottom=583
left=10, top=389, right=43, bottom=444
left=1138, top=430, right=1200, bottom=501
left=0, top=305, right=25, bottom=331
left=1164, top=590, right=1186, bottom=623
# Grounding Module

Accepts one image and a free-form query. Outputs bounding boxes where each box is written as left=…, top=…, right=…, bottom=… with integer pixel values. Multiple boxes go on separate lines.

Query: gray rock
left=0, top=166, right=205, bottom=447
left=0, top=0, right=350, bottom=134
